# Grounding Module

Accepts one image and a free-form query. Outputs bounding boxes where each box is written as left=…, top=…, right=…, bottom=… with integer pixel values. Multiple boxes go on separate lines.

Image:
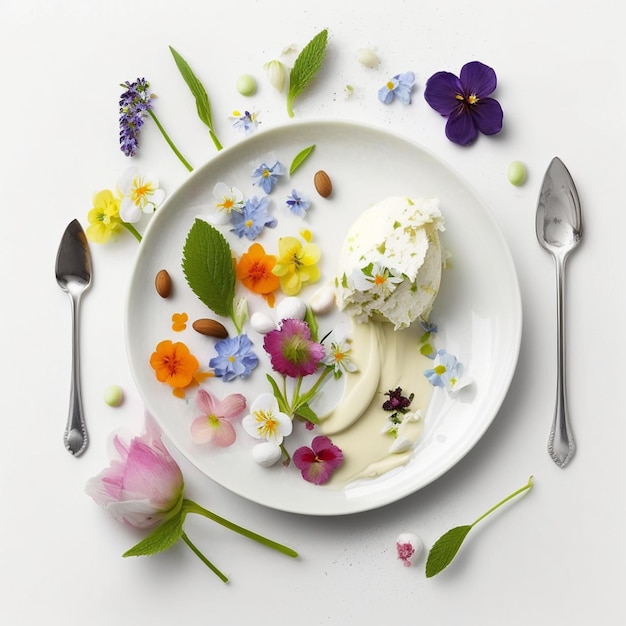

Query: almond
left=155, top=269, right=172, bottom=298
left=314, top=170, right=332, bottom=198
left=192, top=318, right=229, bottom=339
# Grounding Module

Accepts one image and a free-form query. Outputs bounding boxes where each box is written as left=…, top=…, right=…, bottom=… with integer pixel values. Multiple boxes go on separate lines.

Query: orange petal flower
left=150, top=340, right=200, bottom=389
left=171, top=312, right=188, bottom=332
left=236, top=243, right=280, bottom=307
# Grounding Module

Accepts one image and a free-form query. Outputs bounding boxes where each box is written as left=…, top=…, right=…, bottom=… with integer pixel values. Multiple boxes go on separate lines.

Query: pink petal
left=211, top=421, right=237, bottom=447
left=195, top=389, right=218, bottom=415
left=216, top=393, right=247, bottom=419
left=190, top=415, right=216, bottom=444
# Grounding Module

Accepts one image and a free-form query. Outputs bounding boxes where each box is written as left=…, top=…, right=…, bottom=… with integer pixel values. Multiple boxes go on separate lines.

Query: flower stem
left=147, top=109, right=193, bottom=172
left=183, top=499, right=298, bottom=558
left=471, top=476, right=534, bottom=527
left=121, top=221, right=142, bottom=242
left=181, top=531, right=228, bottom=583
left=209, top=128, right=223, bottom=151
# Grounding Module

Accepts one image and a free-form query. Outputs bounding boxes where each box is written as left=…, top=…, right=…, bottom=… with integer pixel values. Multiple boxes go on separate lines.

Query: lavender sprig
left=118, top=78, right=193, bottom=172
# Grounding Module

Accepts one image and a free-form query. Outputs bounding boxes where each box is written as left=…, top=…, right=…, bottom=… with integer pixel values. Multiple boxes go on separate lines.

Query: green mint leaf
left=169, top=46, right=222, bottom=150
left=425, top=525, right=472, bottom=578
left=182, top=219, right=235, bottom=318
left=123, top=510, right=185, bottom=558
left=425, top=476, right=534, bottom=578
left=294, top=401, right=319, bottom=424
left=287, top=29, right=328, bottom=117
left=289, top=144, right=316, bottom=175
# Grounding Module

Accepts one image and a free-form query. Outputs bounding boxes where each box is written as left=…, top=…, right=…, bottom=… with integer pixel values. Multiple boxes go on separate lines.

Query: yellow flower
left=272, top=236, right=321, bottom=296
left=86, top=190, right=122, bottom=243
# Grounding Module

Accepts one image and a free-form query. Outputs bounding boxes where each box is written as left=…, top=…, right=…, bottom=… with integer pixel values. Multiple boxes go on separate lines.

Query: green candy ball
left=507, top=161, right=527, bottom=186
left=236, top=74, right=257, bottom=96
left=104, top=385, right=124, bottom=407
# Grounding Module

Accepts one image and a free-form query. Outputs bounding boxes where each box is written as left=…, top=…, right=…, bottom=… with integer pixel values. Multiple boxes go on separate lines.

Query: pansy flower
left=293, top=436, right=343, bottom=485
left=211, top=182, right=244, bottom=225
left=86, top=189, right=122, bottom=243
left=190, top=389, right=247, bottom=447
left=424, top=61, right=503, bottom=145
left=242, top=393, right=293, bottom=445
left=263, top=318, right=325, bottom=378
left=209, top=334, right=259, bottom=382
left=117, top=167, right=165, bottom=223
left=231, top=109, right=260, bottom=135
left=272, top=235, right=321, bottom=296
left=230, top=196, right=277, bottom=240
left=378, top=71, right=415, bottom=105
left=252, top=161, right=285, bottom=193
left=424, top=349, right=472, bottom=394
left=150, top=340, right=200, bottom=392
left=236, top=242, right=280, bottom=307
left=285, top=189, right=311, bottom=217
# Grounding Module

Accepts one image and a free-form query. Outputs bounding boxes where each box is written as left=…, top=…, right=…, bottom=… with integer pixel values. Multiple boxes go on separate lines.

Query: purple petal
left=459, top=61, right=497, bottom=98
left=471, top=98, right=504, bottom=136
left=445, top=111, right=479, bottom=146
left=424, top=71, right=463, bottom=115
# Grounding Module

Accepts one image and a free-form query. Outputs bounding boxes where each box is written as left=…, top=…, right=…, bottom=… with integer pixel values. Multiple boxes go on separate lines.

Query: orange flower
left=150, top=340, right=200, bottom=390
left=171, top=312, right=188, bottom=332
left=236, top=243, right=280, bottom=307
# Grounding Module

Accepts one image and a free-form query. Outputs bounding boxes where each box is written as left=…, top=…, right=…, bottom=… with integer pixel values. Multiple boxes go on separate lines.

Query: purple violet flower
left=424, top=61, right=503, bottom=146
left=119, top=78, right=153, bottom=157
left=285, top=189, right=311, bottom=217
left=252, top=161, right=285, bottom=193
left=293, top=436, right=343, bottom=485
left=230, top=196, right=277, bottom=240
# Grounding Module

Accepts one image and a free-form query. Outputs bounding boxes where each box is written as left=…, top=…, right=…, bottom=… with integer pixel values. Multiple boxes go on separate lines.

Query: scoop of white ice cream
left=336, top=196, right=444, bottom=330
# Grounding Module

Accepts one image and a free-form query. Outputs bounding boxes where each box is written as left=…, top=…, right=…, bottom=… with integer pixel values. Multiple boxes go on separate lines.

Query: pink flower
left=263, top=318, right=325, bottom=378
left=190, top=389, right=247, bottom=447
left=293, top=435, right=343, bottom=485
left=85, top=417, right=184, bottom=530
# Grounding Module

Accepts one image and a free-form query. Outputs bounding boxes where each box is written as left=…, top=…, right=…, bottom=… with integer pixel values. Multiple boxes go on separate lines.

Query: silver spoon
left=55, top=219, right=92, bottom=456
left=536, top=157, right=583, bottom=467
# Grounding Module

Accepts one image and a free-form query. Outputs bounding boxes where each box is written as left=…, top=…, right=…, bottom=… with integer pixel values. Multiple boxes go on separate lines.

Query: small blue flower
left=252, top=161, right=285, bottom=193
left=232, top=110, right=260, bottom=135
left=285, top=189, right=311, bottom=217
left=230, top=196, right=277, bottom=240
left=419, top=319, right=438, bottom=334
left=378, top=71, right=415, bottom=105
left=209, top=334, right=259, bottom=382
left=424, top=349, right=472, bottom=395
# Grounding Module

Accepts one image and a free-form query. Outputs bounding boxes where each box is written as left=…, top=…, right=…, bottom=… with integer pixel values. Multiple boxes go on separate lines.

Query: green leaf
left=265, top=374, right=290, bottom=414
left=289, top=144, right=315, bottom=175
left=170, top=46, right=222, bottom=150
left=304, top=305, right=319, bottom=342
left=123, top=510, right=186, bottom=558
left=287, top=29, right=328, bottom=117
left=293, top=401, right=319, bottom=424
left=425, top=525, right=472, bottom=578
left=181, top=219, right=235, bottom=318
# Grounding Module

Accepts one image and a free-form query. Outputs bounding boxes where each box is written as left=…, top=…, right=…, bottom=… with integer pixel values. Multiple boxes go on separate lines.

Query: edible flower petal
left=424, top=348, right=472, bottom=394
left=272, top=236, right=321, bottom=296
left=242, top=393, right=293, bottom=444
left=252, top=161, right=285, bottom=194
left=236, top=242, right=280, bottom=307
left=118, top=78, right=153, bottom=157
left=150, top=340, right=200, bottom=390
left=378, top=71, right=415, bottom=105
left=86, top=189, right=122, bottom=243
left=231, top=109, right=260, bottom=135
left=118, top=167, right=165, bottom=223
left=209, top=334, right=259, bottom=382
left=424, top=61, right=503, bottom=145
left=263, top=318, right=325, bottom=378
left=396, top=532, right=423, bottom=567
left=230, top=196, right=277, bottom=240
left=293, top=435, right=343, bottom=485
left=190, top=389, right=247, bottom=447
left=211, top=182, right=244, bottom=225
left=285, top=189, right=311, bottom=217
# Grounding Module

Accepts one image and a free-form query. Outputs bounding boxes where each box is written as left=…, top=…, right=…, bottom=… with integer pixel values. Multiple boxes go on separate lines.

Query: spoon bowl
left=536, top=157, right=583, bottom=467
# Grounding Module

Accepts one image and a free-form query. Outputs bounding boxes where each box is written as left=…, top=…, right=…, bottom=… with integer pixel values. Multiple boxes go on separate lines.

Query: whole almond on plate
left=314, top=170, right=332, bottom=197
left=155, top=269, right=172, bottom=298
left=192, top=318, right=229, bottom=339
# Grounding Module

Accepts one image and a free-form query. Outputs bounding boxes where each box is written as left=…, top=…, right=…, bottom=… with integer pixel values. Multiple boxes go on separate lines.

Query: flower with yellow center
left=242, top=393, right=293, bottom=445
left=118, top=167, right=165, bottom=223
left=86, top=189, right=122, bottom=243
left=272, top=235, right=321, bottom=296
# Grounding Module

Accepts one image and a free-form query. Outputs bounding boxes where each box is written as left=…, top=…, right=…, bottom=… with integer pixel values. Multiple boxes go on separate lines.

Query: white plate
left=125, top=119, right=522, bottom=516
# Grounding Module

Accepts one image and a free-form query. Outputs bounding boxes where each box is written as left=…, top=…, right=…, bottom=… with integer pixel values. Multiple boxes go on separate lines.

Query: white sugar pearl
left=276, top=296, right=307, bottom=321
left=252, top=442, right=282, bottom=467
left=396, top=532, right=423, bottom=566
left=309, top=285, right=336, bottom=315
left=356, top=48, right=380, bottom=68
left=250, top=311, right=276, bottom=334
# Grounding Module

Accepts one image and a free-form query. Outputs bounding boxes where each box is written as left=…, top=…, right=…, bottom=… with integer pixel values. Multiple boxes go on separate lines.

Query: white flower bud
left=264, top=60, right=286, bottom=93
left=356, top=48, right=381, bottom=68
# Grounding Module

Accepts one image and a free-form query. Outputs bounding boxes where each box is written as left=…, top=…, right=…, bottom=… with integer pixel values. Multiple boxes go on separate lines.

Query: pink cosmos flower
left=190, top=389, right=247, bottom=447
left=263, top=318, right=325, bottom=378
left=293, top=435, right=343, bottom=485
left=85, top=416, right=184, bottom=530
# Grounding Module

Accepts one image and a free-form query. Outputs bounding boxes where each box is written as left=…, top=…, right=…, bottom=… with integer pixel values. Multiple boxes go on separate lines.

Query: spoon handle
left=548, top=254, right=575, bottom=467
left=64, top=292, right=88, bottom=457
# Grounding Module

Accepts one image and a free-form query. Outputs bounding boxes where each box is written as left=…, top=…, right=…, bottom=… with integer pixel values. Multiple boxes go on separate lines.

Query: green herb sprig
left=182, top=219, right=247, bottom=333
left=425, top=475, right=534, bottom=578
left=289, top=144, right=316, bottom=175
left=170, top=45, right=223, bottom=151
left=287, top=29, right=328, bottom=117
left=123, top=499, right=297, bottom=583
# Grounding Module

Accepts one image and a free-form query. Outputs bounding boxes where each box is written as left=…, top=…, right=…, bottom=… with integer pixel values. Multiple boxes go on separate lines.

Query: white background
left=1, top=0, right=624, bottom=624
